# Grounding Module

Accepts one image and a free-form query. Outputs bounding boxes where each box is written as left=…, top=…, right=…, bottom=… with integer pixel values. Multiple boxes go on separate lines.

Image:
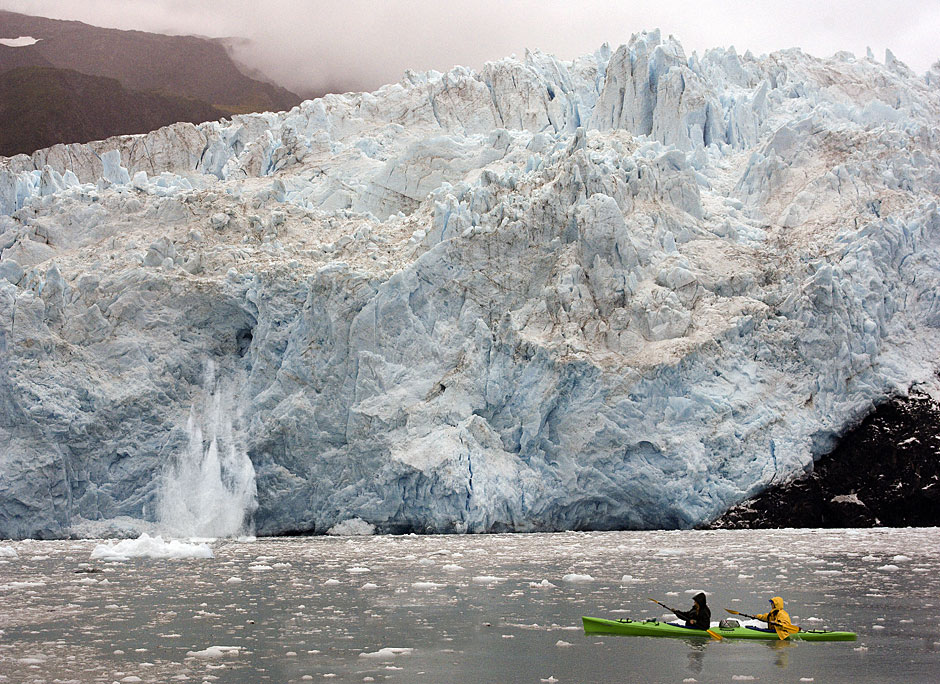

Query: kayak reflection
left=768, top=638, right=796, bottom=669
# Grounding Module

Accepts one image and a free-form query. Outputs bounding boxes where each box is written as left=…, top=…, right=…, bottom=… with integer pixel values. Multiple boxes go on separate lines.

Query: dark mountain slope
left=0, top=10, right=300, bottom=114
left=0, top=66, right=225, bottom=157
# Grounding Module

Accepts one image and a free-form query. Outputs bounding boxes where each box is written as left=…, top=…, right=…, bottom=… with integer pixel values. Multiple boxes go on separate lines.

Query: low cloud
left=2, top=0, right=938, bottom=97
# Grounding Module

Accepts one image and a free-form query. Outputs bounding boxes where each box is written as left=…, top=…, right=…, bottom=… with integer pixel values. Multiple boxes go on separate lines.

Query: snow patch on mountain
left=1, top=31, right=939, bottom=538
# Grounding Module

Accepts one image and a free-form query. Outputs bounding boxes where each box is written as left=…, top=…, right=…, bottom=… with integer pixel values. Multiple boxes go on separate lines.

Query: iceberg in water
left=90, top=533, right=213, bottom=560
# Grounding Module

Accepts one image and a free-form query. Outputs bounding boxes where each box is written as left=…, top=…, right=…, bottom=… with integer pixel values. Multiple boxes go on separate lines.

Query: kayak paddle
left=649, top=598, right=723, bottom=640
left=724, top=608, right=800, bottom=640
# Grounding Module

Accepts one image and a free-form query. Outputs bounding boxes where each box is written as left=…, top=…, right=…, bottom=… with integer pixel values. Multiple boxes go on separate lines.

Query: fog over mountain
left=1, top=0, right=938, bottom=97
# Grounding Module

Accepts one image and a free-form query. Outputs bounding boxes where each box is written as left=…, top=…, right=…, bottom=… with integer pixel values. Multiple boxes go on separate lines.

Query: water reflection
left=686, top=640, right=706, bottom=673
left=767, top=638, right=796, bottom=668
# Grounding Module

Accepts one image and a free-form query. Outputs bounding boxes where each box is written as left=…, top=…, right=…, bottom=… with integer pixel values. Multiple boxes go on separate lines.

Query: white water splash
left=158, top=362, right=257, bottom=538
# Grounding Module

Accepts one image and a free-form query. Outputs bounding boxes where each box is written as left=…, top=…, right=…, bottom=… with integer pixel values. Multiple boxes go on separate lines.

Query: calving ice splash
left=158, top=361, right=257, bottom=538
left=1, top=30, right=940, bottom=537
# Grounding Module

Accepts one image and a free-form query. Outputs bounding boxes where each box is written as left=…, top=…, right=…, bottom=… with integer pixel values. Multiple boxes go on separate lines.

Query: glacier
left=1, top=30, right=939, bottom=539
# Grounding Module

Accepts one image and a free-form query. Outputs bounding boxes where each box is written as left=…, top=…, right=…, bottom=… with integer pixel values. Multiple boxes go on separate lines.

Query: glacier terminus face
left=1, top=30, right=939, bottom=538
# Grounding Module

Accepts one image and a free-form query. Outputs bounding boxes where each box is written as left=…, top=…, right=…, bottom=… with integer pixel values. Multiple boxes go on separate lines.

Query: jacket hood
left=693, top=592, right=707, bottom=605
left=769, top=596, right=784, bottom=610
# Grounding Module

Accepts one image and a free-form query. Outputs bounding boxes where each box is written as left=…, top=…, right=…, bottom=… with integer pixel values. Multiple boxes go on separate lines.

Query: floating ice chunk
left=186, top=646, right=242, bottom=659
left=412, top=581, right=444, bottom=589
left=327, top=518, right=376, bottom=535
left=876, top=564, right=900, bottom=571
left=226, top=577, right=244, bottom=584
left=90, top=533, right=213, bottom=560
left=442, top=564, right=464, bottom=571
left=249, top=564, right=273, bottom=571
left=0, top=546, right=16, bottom=559
left=346, top=566, right=371, bottom=574
left=562, top=573, right=595, bottom=583
left=555, top=640, right=572, bottom=647
left=324, top=578, right=341, bottom=585
left=530, top=579, right=557, bottom=588
left=891, top=555, right=911, bottom=562
left=472, top=575, right=506, bottom=583
left=361, top=582, right=379, bottom=589
left=359, top=647, right=413, bottom=659
left=620, top=574, right=638, bottom=583
left=732, top=677, right=756, bottom=681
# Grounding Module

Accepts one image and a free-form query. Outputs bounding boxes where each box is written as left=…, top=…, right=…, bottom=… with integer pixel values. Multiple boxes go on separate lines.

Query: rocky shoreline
left=707, top=390, right=940, bottom=528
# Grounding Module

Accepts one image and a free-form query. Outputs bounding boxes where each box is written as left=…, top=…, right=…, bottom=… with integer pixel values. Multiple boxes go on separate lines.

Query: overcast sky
left=2, top=0, right=939, bottom=96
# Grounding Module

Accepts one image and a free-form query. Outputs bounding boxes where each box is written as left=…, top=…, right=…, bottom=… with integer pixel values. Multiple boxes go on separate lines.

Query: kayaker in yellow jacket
left=755, top=596, right=792, bottom=630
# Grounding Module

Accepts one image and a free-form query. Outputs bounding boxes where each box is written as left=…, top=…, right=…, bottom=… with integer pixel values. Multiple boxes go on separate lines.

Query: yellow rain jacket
left=756, top=596, right=792, bottom=628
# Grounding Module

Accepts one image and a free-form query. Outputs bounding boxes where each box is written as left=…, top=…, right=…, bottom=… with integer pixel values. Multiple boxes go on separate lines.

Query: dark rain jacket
left=674, top=597, right=711, bottom=630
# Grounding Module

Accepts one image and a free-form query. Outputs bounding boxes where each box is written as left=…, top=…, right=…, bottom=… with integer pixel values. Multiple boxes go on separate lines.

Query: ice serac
left=1, top=32, right=940, bottom=538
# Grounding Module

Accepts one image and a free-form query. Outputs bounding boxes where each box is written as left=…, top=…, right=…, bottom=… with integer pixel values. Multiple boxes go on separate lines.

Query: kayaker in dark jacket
left=674, top=592, right=712, bottom=630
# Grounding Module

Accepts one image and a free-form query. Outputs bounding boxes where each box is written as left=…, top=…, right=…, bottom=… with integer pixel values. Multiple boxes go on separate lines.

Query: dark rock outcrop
left=709, top=391, right=940, bottom=528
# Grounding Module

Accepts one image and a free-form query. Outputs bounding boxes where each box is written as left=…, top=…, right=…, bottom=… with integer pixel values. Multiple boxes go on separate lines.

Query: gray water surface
left=1, top=529, right=938, bottom=683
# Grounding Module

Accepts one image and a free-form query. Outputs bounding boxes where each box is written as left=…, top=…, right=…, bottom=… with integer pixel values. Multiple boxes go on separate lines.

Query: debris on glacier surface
left=1, top=30, right=940, bottom=538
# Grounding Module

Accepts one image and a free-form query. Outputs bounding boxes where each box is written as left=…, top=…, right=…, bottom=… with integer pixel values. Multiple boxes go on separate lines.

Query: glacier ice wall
left=1, top=31, right=940, bottom=538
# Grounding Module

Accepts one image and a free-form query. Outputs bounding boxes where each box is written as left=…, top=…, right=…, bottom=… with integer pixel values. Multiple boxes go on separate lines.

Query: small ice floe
left=442, top=564, right=464, bottom=572
left=0, top=546, right=17, bottom=559
left=620, top=574, right=638, bottom=583
left=854, top=645, right=869, bottom=652
left=324, top=578, right=341, bottom=585
left=656, top=548, right=683, bottom=556
left=359, top=647, right=413, bottom=659
left=799, top=678, right=815, bottom=682
left=872, top=624, right=885, bottom=630
left=555, top=640, right=572, bottom=647
left=529, top=579, right=557, bottom=588
left=0, top=580, right=45, bottom=591
left=90, top=534, right=212, bottom=561
left=226, top=577, right=244, bottom=584
left=249, top=564, right=273, bottom=571
left=472, top=575, right=506, bottom=583
left=814, top=570, right=843, bottom=575
left=186, top=645, right=242, bottom=659
left=327, top=518, right=375, bottom=536
left=891, top=555, right=911, bottom=562
left=562, top=573, right=594, bottom=583
left=346, top=566, right=371, bottom=574
left=876, top=564, right=900, bottom=571
left=541, top=678, right=558, bottom=683
left=360, top=582, right=378, bottom=590
left=412, top=581, right=444, bottom=590
left=731, top=676, right=756, bottom=681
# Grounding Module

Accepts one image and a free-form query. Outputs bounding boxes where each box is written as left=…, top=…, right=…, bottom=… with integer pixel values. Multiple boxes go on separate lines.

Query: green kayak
left=582, top=617, right=857, bottom=641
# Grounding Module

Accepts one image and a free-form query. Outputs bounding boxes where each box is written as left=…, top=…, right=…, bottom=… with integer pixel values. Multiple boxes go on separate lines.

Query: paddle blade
left=706, top=629, right=724, bottom=641
left=725, top=608, right=742, bottom=615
